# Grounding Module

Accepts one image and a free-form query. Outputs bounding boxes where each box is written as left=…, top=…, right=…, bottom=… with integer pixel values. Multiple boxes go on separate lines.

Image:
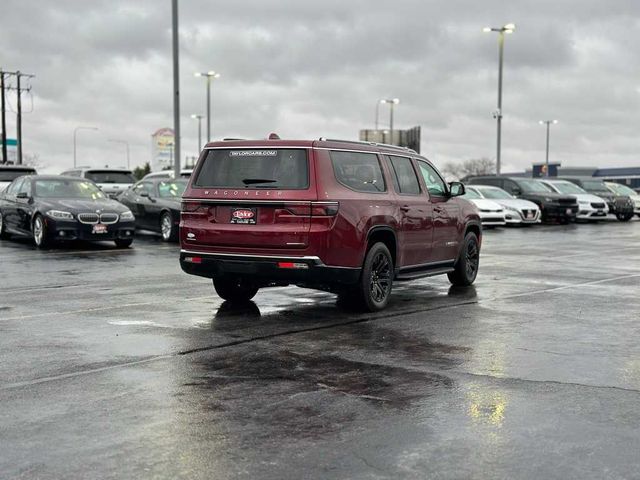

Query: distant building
left=359, top=126, right=421, bottom=153
left=593, top=167, right=640, bottom=189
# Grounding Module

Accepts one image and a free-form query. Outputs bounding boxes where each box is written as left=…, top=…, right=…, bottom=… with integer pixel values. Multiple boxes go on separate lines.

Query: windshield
left=476, top=187, right=513, bottom=199
left=518, top=179, right=555, bottom=193
left=461, top=188, right=482, bottom=199
left=158, top=180, right=187, bottom=198
left=194, top=149, right=309, bottom=189
left=549, top=181, right=586, bottom=195
left=86, top=171, right=135, bottom=184
left=607, top=183, right=635, bottom=196
left=35, top=179, right=106, bottom=199
left=0, top=169, right=35, bottom=182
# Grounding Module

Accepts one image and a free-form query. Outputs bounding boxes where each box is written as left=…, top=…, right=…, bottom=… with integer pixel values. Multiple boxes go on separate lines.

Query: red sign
left=232, top=209, right=255, bottom=219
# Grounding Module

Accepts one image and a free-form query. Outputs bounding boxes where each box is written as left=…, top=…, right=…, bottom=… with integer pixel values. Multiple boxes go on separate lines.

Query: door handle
left=400, top=206, right=410, bottom=212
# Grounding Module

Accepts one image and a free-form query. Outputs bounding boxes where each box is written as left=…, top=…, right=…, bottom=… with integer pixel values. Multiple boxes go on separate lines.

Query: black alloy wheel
left=448, top=231, right=480, bottom=287
left=615, top=212, right=633, bottom=222
left=213, top=277, right=259, bottom=302
left=345, top=242, right=393, bottom=312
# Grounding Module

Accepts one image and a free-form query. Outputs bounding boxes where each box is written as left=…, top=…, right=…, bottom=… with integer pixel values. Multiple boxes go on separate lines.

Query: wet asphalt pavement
left=1, top=220, right=640, bottom=479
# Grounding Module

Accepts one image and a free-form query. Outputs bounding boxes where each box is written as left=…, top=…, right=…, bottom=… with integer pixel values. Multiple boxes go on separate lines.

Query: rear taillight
left=182, top=201, right=207, bottom=214
left=277, top=262, right=309, bottom=269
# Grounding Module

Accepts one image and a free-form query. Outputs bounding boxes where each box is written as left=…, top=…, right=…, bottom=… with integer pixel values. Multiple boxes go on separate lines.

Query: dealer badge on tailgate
left=230, top=208, right=257, bottom=224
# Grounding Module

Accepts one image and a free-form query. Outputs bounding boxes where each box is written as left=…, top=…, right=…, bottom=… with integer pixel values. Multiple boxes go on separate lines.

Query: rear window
left=0, top=168, right=36, bottom=182
left=330, top=151, right=386, bottom=193
left=194, top=149, right=309, bottom=189
left=85, top=171, right=135, bottom=184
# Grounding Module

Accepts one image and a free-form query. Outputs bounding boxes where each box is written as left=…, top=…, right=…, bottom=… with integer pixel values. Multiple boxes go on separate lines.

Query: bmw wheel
left=32, top=214, right=50, bottom=249
left=448, top=231, right=480, bottom=286
left=160, top=211, right=177, bottom=242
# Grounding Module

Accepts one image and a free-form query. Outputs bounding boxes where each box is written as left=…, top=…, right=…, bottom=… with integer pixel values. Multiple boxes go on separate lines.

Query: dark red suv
left=180, top=138, right=481, bottom=311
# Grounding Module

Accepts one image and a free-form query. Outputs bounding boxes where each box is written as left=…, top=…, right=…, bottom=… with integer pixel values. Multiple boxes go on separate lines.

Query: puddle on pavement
left=182, top=349, right=453, bottom=439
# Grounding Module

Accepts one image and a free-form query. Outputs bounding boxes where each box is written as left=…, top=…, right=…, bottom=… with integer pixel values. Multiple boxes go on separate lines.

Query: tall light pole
left=191, top=114, right=203, bottom=153
left=108, top=139, right=130, bottom=169
left=483, top=23, right=515, bottom=175
left=171, top=0, right=181, bottom=178
left=194, top=71, right=220, bottom=142
left=73, top=126, right=98, bottom=168
left=539, top=120, right=558, bottom=177
left=379, top=98, right=399, bottom=144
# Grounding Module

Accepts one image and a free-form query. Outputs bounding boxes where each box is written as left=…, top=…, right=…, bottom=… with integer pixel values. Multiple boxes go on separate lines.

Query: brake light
left=184, top=256, right=202, bottom=264
left=182, top=201, right=208, bottom=215
left=277, top=262, right=309, bottom=269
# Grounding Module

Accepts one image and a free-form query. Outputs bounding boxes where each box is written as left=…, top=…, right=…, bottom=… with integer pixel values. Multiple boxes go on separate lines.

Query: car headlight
left=544, top=198, right=553, bottom=202
left=46, top=210, right=74, bottom=220
left=578, top=200, right=589, bottom=205
left=504, top=205, right=519, bottom=212
left=120, top=210, right=135, bottom=221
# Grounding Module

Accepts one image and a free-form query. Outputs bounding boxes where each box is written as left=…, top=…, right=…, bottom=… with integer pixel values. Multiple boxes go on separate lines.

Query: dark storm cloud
left=1, top=0, right=639, bottom=172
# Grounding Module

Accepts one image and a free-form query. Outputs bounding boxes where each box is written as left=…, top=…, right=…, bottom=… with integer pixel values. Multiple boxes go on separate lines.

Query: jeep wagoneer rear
left=180, top=138, right=481, bottom=311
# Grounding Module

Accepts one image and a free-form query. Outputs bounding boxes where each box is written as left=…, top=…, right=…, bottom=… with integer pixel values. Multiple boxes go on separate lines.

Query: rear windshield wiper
left=242, top=178, right=277, bottom=185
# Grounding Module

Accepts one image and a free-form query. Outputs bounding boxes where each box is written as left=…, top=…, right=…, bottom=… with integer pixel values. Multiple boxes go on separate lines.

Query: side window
left=416, top=161, right=447, bottom=197
left=503, top=180, right=519, bottom=195
left=330, top=151, right=386, bottom=193
left=18, top=179, right=32, bottom=196
left=388, top=156, right=421, bottom=195
left=133, top=182, right=151, bottom=196
left=7, top=178, right=23, bottom=195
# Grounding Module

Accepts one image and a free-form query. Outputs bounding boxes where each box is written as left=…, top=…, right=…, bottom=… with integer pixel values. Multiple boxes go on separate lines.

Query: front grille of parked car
left=480, top=209, right=502, bottom=213
left=591, top=202, right=605, bottom=209
left=78, top=213, right=99, bottom=224
left=558, top=198, right=575, bottom=205
left=77, top=213, right=119, bottom=224
left=521, top=209, right=536, bottom=218
left=100, top=213, right=119, bottom=224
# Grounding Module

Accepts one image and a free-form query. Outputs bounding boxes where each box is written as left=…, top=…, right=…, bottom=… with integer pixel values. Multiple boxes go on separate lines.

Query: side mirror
left=139, top=191, right=150, bottom=197
left=16, top=192, right=29, bottom=199
left=512, top=187, right=522, bottom=196
left=449, top=182, right=465, bottom=197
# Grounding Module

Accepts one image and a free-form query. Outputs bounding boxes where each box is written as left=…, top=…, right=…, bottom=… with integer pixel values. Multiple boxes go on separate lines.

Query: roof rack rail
left=318, top=138, right=416, bottom=154
left=222, top=138, right=246, bottom=141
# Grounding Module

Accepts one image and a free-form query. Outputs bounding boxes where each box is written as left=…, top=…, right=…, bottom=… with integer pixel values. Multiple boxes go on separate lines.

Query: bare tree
left=441, top=157, right=496, bottom=181
left=22, top=152, right=44, bottom=169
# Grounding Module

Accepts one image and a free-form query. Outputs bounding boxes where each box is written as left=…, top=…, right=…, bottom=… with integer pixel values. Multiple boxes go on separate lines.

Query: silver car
left=468, top=185, right=540, bottom=224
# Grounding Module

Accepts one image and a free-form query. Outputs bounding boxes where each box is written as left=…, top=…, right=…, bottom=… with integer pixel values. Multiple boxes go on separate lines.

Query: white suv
left=60, top=168, right=135, bottom=198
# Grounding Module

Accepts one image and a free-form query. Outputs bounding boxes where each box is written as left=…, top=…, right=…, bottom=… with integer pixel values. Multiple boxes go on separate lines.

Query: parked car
left=180, top=137, right=482, bottom=311
left=558, top=177, right=634, bottom=221
left=460, top=187, right=505, bottom=227
left=60, top=167, right=136, bottom=198
left=118, top=178, right=187, bottom=241
left=0, top=165, right=37, bottom=192
left=539, top=179, right=609, bottom=221
left=467, top=185, right=540, bottom=225
left=467, top=176, right=578, bottom=223
left=0, top=175, right=135, bottom=248
left=604, top=182, right=640, bottom=218
left=142, top=169, right=193, bottom=181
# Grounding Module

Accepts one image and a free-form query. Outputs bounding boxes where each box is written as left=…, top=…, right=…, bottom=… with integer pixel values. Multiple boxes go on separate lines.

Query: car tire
left=615, top=212, right=633, bottom=222
left=32, top=214, right=50, bottom=249
left=213, top=277, right=259, bottom=302
left=0, top=210, right=9, bottom=239
left=160, top=211, right=177, bottom=242
left=448, top=231, right=480, bottom=287
left=348, top=242, right=393, bottom=312
left=114, top=238, right=133, bottom=248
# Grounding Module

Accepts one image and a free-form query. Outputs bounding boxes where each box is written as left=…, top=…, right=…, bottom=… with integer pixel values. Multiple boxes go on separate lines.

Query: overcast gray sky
left=1, top=0, right=639, bottom=173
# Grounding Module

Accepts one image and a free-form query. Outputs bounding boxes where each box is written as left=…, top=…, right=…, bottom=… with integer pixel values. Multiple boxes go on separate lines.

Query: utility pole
left=1, top=69, right=7, bottom=164
left=2, top=70, right=34, bottom=165
left=171, top=0, right=181, bottom=178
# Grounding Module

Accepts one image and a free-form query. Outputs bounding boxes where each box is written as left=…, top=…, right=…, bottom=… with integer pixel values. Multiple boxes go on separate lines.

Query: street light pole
left=539, top=120, right=558, bottom=177
left=73, top=126, right=98, bottom=168
left=191, top=114, right=203, bottom=152
left=195, top=71, right=220, bottom=142
left=108, top=139, right=130, bottom=169
left=171, top=0, right=181, bottom=178
left=483, top=23, right=515, bottom=175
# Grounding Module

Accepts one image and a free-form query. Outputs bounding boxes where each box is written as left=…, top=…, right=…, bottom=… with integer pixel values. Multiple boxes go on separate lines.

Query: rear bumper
left=179, top=250, right=361, bottom=286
